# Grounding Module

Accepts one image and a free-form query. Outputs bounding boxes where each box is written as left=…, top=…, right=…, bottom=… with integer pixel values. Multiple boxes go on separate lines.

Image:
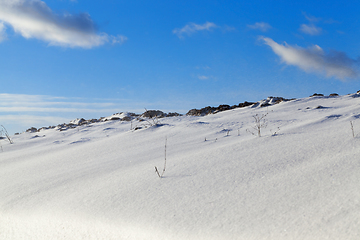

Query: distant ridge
left=22, top=92, right=352, bottom=134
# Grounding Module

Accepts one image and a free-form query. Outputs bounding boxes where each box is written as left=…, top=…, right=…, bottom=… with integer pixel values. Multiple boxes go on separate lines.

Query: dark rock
left=186, top=106, right=216, bottom=116
left=77, top=118, right=86, bottom=125
left=329, top=93, right=339, bottom=97
left=110, top=116, right=121, bottom=121
left=38, top=127, right=50, bottom=132
left=215, top=104, right=231, bottom=112
left=167, top=112, right=182, bottom=117
left=186, top=101, right=255, bottom=116
left=85, top=119, right=99, bottom=124
left=121, top=116, right=132, bottom=121
left=237, top=101, right=255, bottom=108
left=141, top=110, right=166, bottom=118
left=310, top=93, right=324, bottom=97
left=260, top=102, right=271, bottom=107
left=26, top=127, right=38, bottom=133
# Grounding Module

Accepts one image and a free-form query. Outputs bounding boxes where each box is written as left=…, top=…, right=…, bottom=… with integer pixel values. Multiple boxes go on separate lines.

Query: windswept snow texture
left=1, top=94, right=360, bottom=239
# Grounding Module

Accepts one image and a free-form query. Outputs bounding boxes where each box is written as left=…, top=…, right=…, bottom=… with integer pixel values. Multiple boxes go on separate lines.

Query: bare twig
left=271, top=127, right=281, bottom=136
left=155, top=137, right=167, bottom=178
left=350, top=121, right=355, bottom=138
left=1, top=125, right=13, bottom=144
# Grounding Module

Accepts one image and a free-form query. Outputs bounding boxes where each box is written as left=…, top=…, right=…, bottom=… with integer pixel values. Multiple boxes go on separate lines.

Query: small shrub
left=142, top=108, right=162, bottom=127
left=247, top=113, right=268, bottom=137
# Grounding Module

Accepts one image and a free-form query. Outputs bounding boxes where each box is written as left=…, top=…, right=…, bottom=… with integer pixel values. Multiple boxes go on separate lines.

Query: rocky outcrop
left=186, top=106, right=216, bottom=116
left=253, top=97, right=294, bottom=108
left=310, top=93, right=324, bottom=97
left=186, top=101, right=255, bottom=116
left=141, top=110, right=166, bottom=118
left=186, top=97, right=296, bottom=116
left=26, top=127, right=38, bottom=133
left=140, top=110, right=182, bottom=118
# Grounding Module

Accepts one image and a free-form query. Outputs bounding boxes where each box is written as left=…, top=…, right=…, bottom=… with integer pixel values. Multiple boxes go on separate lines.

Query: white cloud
left=0, top=21, right=6, bottom=42
left=299, top=24, right=322, bottom=35
left=0, top=0, right=126, bottom=48
left=0, top=93, right=132, bottom=133
left=260, top=37, right=359, bottom=80
left=302, top=12, right=321, bottom=22
left=0, top=114, right=70, bottom=127
left=173, top=22, right=217, bottom=38
left=110, top=35, right=128, bottom=45
left=198, top=75, right=209, bottom=80
left=0, top=93, right=119, bottom=112
left=247, top=22, right=272, bottom=32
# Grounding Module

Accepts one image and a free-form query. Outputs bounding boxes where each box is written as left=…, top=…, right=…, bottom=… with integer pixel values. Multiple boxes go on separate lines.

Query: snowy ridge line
left=21, top=92, right=351, bottom=135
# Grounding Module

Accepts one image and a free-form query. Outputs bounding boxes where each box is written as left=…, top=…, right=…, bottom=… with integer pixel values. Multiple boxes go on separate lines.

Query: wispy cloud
left=195, top=65, right=211, bottom=70
left=302, top=12, right=321, bottom=22
left=173, top=22, right=218, bottom=38
left=0, top=0, right=126, bottom=48
left=197, top=75, right=209, bottom=80
left=247, top=22, right=272, bottom=32
left=0, top=93, right=132, bottom=133
left=0, top=21, right=6, bottom=42
left=260, top=37, right=359, bottom=80
left=299, top=24, right=322, bottom=35
left=1, top=114, right=70, bottom=129
left=110, top=35, right=128, bottom=45
left=0, top=94, right=120, bottom=112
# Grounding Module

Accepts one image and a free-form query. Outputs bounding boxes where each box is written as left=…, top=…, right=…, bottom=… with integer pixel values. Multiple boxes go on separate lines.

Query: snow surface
left=1, top=94, right=360, bottom=239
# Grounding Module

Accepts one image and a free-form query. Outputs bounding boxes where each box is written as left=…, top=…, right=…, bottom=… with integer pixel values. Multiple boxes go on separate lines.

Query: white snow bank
left=0, top=94, right=359, bottom=239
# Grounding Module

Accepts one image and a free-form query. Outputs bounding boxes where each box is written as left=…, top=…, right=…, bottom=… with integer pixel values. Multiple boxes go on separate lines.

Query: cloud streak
left=260, top=37, right=359, bottom=80
left=173, top=22, right=217, bottom=38
left=0, top=0, right=126, bottom=48
left=0, top=93, right=134, bottom=134
left=197, top=75, right=209, bottom=80
left=302, top=12, right=321, bottom=23
left=0, top=93, right=120, bottom=112
left=247, top=22, right=272, bottom=32
left=299, top=24, right=322, bottom=35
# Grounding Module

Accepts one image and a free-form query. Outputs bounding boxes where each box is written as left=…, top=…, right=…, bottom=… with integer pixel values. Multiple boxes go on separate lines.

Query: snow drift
left=1, top=94, right=359, bottom=239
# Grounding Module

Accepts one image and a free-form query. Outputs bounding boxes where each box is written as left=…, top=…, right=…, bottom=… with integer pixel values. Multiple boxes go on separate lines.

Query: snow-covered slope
left=1, top=94, right=360, bottom=240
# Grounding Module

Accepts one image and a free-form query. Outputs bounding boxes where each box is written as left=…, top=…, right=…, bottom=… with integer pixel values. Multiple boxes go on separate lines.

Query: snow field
left=1, top=94, right=360, bottom=239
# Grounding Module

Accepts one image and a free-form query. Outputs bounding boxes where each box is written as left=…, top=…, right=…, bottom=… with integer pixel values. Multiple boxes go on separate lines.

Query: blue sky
left=1, top=0, right=360, bottom=134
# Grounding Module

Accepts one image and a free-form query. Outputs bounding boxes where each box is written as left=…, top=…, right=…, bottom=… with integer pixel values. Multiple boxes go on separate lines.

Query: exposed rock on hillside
left=23, top=96, right=294, bottom=133
left=252, top=96, right=294, bottom=108
left=310, top=93, right=324, bottom=97
left=103, top=112, right=138, bottom=122
left=186, top=97, right=294, bottom=116
left=141, top=110, right=165, bottom=118
left=186, top=101, right=255, bottom=116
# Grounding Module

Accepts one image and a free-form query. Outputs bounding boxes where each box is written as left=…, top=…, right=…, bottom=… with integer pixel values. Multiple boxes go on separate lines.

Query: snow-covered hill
left=1, top=94, right=360, bottom=239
